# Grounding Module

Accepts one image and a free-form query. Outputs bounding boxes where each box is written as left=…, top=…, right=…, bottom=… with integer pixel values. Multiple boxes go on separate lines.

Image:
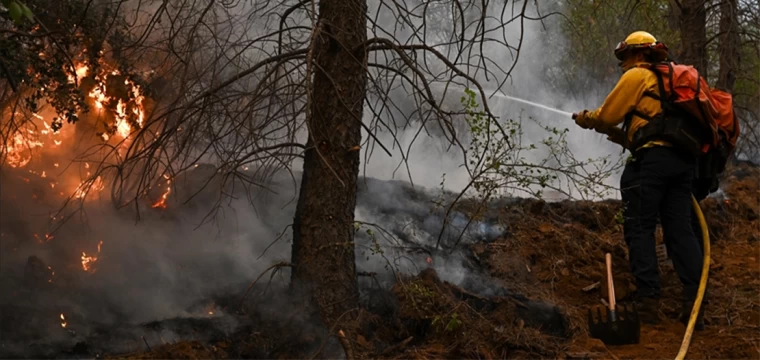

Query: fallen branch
left=582, top=282, right=600, bottom=292
left=603, top=344, right=621, bottom=360
left=337, top=329, right=354, bottom=360
left=380, top=336, right=414, bottom=356
left=141, top=335, right=152, bottom=352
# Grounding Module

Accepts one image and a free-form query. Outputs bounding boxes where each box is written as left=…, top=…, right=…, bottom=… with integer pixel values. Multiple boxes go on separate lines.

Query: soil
left=108, top=162, right=760, bottom=359
left=474, top=161, right=760, bottom=359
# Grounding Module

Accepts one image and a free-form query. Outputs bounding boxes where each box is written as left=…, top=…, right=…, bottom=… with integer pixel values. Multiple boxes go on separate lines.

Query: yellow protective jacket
left=583, top=62, right=670, bottom=149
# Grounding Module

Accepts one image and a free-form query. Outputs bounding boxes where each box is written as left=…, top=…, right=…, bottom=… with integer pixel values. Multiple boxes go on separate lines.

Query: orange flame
left=152, top=178, right=171, bottom=209
left=67, top=64, right=89, bottom=84
left=85, top=67, right=146, bottom=139
left=2, top=132, right=43, bottom=168
left=115, top=100, right=131, bottom=137
left=33, top=233, right=42, bottom=244
left=3, top=59, right=150, bottom=204
left=74, top=176, right=105, bottom=199
left=89, top=85, right=107, bottom=111
left=60, top=313, right=67, bottom=328
left=81, top=240, right=104, bottom=272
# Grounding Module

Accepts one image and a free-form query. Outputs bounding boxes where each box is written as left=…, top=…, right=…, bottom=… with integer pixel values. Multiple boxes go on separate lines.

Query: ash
left=0, top=164, right=515, bottom=357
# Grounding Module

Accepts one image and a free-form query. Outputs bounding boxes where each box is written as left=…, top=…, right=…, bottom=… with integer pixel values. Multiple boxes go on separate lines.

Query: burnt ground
left=95, top=162, right=759, bottom=360
left=2, top=162, right=758, bottom=359
left=472, top=161, right=760, bottom=359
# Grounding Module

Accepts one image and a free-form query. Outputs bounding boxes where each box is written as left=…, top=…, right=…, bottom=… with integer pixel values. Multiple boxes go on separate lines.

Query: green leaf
left=8, top=1, right=22, bottom=22
left=20, top=2, right=33, bottom=21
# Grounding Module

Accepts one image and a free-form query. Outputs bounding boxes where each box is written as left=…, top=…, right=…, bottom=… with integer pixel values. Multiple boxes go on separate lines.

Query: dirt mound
left=474, top=162, right=760, bottom=359
left=385, top=267, right=567, bottom=358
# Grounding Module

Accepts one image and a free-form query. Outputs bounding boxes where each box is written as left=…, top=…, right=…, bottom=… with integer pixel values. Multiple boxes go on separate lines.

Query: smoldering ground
left=0, top=157, right=520, bottom=357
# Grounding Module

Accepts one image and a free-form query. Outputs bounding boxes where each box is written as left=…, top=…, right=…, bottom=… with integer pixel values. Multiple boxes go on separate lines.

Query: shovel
left=588, top=253, right=641, bottom=345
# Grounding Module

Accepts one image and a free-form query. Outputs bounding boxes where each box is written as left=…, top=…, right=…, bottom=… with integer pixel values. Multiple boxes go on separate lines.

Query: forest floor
left=115, top=162, right=760, bottom=359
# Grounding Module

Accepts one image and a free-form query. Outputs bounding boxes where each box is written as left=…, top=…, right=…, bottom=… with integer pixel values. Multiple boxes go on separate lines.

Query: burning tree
left=2, top=0, right=621, bottom=356
left=1, top=0, right=152, bottom=205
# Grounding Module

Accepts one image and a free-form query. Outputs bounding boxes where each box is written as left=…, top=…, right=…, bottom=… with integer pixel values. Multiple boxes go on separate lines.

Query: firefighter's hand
left=573, top=110, right=594, bottom=129
left=605, top=127, right=626, bottom=146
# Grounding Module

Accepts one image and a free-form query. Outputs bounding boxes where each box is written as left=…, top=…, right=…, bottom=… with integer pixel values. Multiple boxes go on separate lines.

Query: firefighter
left=572, top=31, right=705, bottom=329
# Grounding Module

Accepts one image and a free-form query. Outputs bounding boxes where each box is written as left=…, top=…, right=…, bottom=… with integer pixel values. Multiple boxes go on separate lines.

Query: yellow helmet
left=614, top=31, right=669, bottom=60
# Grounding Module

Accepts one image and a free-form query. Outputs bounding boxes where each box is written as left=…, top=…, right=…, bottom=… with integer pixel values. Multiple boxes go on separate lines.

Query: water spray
left=488, top=93, right=574, bottom=118
left=435, top=83, right=575, bottom=118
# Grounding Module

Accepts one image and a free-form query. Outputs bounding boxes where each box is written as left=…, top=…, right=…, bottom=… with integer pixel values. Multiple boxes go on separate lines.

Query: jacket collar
left=620, top=60, right=652, bottom=73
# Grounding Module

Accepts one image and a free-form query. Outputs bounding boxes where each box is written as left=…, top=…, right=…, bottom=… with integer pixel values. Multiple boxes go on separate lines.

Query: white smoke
left=358, top=2, right=627, bottom=199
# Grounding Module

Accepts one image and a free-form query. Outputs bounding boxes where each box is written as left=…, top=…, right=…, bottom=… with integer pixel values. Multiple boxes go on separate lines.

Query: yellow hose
left=674, top=194, right=710, bottom=360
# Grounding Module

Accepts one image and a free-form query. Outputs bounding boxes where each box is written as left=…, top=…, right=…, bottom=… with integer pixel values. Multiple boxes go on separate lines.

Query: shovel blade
left=588, top=303, right=641, bottom=345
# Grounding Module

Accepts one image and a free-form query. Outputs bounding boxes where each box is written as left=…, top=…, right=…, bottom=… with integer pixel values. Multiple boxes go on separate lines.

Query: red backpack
left=631, top=62, right=740, bottom=165
left=649, top=62, right=739, bottom=151
left=629, top=61, right=740, bottom=195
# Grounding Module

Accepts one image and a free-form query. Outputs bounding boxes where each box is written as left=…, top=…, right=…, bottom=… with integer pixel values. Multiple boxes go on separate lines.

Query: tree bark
left=674, top=0, right=708, bottom=76
left=716, top=0, right=740, bottom=92
left=291, top=0, right=366, bottom=334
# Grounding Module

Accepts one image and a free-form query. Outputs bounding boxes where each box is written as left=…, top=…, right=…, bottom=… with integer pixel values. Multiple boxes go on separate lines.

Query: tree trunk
left=291, top=0, right=366, bottom=335
left=675, top=0, right=707, bottom=75
left=716, top=0, right=740, bottom=92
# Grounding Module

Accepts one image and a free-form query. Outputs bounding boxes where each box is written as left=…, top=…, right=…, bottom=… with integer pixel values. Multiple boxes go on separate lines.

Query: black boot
left=634, top=296, right=661, bottom=325
left=680, top=286, right=705, bottom=331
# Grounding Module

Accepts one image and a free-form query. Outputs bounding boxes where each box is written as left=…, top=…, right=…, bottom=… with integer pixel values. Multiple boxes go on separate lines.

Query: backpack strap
left=653, top=63, right=673, bottom=111
left=622, top=63, right=668, bottom=150
left=689, top=64, right=713, bottom=147
left=642, top=90, right=660, bottom=100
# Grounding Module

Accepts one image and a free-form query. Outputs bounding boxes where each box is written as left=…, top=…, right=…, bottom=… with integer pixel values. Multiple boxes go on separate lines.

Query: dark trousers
left=664, top=177, right=712, bottom=292
left=690, top=177, right=714, bottom=256
left=620, top=146, right=704, bottom=299
left=689, top=197, right=707, bottom=259
left=665, top=184, right=710, bottom=257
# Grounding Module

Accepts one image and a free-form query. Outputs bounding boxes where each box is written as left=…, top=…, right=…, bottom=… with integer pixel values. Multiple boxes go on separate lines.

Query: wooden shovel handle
left=606, top=253, right=616, bottom=310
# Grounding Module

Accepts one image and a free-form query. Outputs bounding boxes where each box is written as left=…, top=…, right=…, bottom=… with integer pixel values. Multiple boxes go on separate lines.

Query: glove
left=604, top=127, right=626, bottom=146
left=572, top=110, right=594, bottom=129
